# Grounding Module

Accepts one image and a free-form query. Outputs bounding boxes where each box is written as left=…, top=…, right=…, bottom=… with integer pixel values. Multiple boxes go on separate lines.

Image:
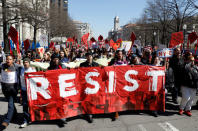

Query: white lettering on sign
left=58, top=73, right=78, bottom=98
left=85, top=72, right=100, bottom=94
left=124, top=70, right=139, bottom=92
left=107, top=71, right=116, bottom=93
left=29, top=77, right=51, bottom=100
left=147, top=71, right=165, bottom=91
left=27, top=68, right=165, bottom=99
left=157, top=48, right=173, bottom=58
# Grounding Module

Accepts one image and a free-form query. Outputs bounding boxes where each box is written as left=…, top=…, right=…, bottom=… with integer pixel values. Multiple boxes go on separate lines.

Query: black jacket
left=80, top=61, right=99, bottom=67
left=183, top=63, right=198, bottom=89
left=165, top=67, right=174, bottom=89
left=169, top=55, right=185, bottom=87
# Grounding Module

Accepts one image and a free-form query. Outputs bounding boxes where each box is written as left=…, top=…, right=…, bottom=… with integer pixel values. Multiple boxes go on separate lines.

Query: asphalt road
left=0, top=90, right=198, bottom=131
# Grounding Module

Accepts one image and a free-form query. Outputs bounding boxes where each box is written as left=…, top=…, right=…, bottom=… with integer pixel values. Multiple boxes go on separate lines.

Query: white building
left=0, top=0, right=50, bottom=45
left=73, top=20, right=92, bottom=39
left=108, top=16, right=122, bottom=41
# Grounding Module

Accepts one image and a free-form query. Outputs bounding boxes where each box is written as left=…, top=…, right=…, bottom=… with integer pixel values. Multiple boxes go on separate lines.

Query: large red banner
left=25, top=65, right=165, bottom=122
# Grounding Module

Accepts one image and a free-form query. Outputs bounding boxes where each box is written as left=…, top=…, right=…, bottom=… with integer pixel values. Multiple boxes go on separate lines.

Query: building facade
left=50, top=0, right=68, bottom=14
left=73, top=20, right=92, bottom=39
left=108, top=16, right=122, bottom=42
left=0, top=0, right=50, bottom=46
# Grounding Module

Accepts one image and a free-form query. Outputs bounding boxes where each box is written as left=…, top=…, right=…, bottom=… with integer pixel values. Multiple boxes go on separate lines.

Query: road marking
left=138, top=124, right=147, bottom=131
left=158, top=122, right=179, bottom=131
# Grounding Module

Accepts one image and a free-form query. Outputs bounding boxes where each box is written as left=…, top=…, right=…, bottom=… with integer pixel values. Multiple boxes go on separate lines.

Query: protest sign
left=121, top=41, right=132, bottom=52
left=26, top=65, right=165, bottom=122
left=169, top=32, right=184, bottom=48
left=40, top=35, right=48, bottom=47
left=157, top=48, right=173, bottom=58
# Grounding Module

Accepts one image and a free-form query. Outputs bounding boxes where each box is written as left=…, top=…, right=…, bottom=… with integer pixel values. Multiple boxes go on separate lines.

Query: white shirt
left=20, top=67, right=36, bottom=90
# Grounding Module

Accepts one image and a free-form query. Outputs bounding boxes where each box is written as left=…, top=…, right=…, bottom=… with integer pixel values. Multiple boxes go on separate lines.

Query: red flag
left=116, top=38, right=122, bottom=44
left=128, top=32, right=136, bottom=54
left=169, top=32, right=184, bottom=48
left=81, top=33, right=90, bottom=48
left=110, top=39, right=114, bottom=47
left=72, top=36, right=78, bottom=44
left=8, top=26, right=20, bottom=55
left=98, top=35, right=103, bottom=42
left=23, top=39, right=30, bottom=51
left=89, top=37, right=96, bottom=47
left=49, top=41, right=55, bottom=49
left=130, top=32, right=136, bottom=44
left=67, top=38, right=74, bottom=43
left=187, top=32, right=198, bottom=49
left=113, top=43, right=121, bottom=50
left=105, top=39, right=109, bottom=44
left=188, top=32, right=198, bottom=43
left=89, top=37, right=96, bottom=44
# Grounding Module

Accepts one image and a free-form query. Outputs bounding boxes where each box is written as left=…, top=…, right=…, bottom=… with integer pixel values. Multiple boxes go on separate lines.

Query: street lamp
left=183, top=24, right=187, bottom=50
left=64, top=0, right=68, bottom=3
left=153, top=31, right=156, bottom=46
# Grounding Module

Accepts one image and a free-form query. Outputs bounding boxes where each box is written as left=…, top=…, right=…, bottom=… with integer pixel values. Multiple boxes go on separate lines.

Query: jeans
left=171, top=86, right=178, bottom=101
left=180, top=86, right=197, bottom=111
left=2, top=83, right=18, bottom=124
left=21, top=89, right=30, bottom=123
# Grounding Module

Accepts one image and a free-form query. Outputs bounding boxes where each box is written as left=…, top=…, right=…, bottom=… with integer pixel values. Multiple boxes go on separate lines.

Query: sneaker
left=179, top=109, right=184, bottom=115
left=60, top=118, right=67, bottom=124
left=185, top=110, right=192, bottom=117
left=19, top=122, right=28, bottom=128
left=88, top=115, right=93, bottom=123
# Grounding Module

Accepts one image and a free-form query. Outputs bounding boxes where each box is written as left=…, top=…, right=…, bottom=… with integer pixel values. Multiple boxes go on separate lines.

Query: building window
left=51, top=0, right=55, bottom=3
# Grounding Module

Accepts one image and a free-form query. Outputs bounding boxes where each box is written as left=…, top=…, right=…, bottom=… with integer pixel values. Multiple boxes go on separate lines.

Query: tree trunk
left=2, top=0, right=10, bottom=54
left=33, top=25, right=37, bottom=50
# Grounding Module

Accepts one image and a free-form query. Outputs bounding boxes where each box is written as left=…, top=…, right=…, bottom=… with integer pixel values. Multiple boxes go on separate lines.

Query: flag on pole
left=8, top=26, right=20, bottom=55
left=23, top=39, right=30, bottom=51
left=130, top=32, right=136, bottom=44
left=110, top=39, right=114, bottom=47
left=89, top=37, right=96, bottom=47
left=49, top=41, right=55, bottom=49
left=81, top=33, right=90, bottom=48
left=187, top=32, right=198, bottom=49
left=98, top=35, right=103, bottom=42
left=128, top=32, right=136, bottom=54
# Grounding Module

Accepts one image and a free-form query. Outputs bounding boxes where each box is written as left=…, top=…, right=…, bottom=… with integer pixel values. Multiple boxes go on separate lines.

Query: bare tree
left=49, top=3, right=79, bottom=40
left=19, top=0, right=49, bottom=48
left=135, top=0, right=198, bottom=46
left=1, top=0, right=22, bottom=53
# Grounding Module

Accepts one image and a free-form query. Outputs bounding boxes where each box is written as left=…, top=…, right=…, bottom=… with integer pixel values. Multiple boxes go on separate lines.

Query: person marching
left=0, top=55, right=22, bottom=129
left=109, top=50, right=128, bottom=120
left=80, top=52, right=99, bottom=123
left=19, top=58, right=36, bottom=128
left=179, top=56, right=198, bottom=116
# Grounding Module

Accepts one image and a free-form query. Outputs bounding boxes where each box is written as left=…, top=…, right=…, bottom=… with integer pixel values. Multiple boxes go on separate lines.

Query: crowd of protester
left=0, top=44, right=198, bottom=130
